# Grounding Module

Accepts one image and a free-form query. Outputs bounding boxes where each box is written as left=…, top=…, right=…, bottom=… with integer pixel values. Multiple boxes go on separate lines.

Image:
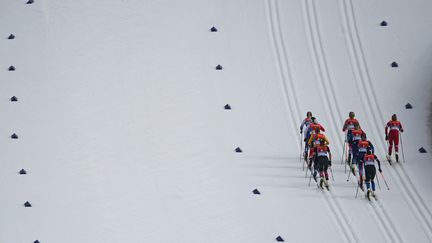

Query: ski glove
left=378, top=168, right=382, bottom=173
left=385, top=135, right=388, bottom=140
left=300, top=130, right=303, bottom=134
left=329, top=161, right=332, bottom=166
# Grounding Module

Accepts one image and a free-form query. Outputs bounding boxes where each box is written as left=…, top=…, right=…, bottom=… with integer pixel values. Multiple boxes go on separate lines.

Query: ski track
left=348, top=176, right=404, bottom=243
left=374, top=199, right=406, bottom=243
left=303, top=0, right=345, bottom=154
left=337, top=0, right=432, bottom=241
left=305, top=1, right=409, bottom=242
left=266, top=0, right=359, bottom=242
left=265, top=0, right=303, bottom=150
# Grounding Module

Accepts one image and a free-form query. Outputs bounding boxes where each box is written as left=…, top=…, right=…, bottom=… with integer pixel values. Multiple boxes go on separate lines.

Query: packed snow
left=0, top=0, right=431, bottom=242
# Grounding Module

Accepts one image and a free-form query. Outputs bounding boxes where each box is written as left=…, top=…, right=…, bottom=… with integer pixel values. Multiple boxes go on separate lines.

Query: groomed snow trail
left=0, top=0, right=432, bottom=242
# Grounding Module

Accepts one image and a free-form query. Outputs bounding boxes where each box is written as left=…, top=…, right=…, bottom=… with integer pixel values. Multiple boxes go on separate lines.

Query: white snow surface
left=1, top=0, right=432, bottom=242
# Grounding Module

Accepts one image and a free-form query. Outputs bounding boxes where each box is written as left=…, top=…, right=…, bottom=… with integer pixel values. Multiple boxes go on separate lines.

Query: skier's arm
left=369, top=141, right=375, bottom=154
left=307, top=134, right=314, bottom=146
left=376, top=155, right=382, bottom=173
left=320, top=124, right=325, bottom=132
left=323, top=136, right=330, bottom=146
left=328, top=146, right=332, bottom=165
left=342, top=120, right=347, bottom=132
left=385, top=123, right=389, bottom=140
left=300, top=119, right=305, bottom=133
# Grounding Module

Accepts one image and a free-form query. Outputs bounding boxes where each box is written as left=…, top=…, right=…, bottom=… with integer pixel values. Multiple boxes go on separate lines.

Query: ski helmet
left=349, top=112, right=355, bottom=119
left=392, top=114, right=397, bottom=121
left=306, top=111, right=312, bottom=118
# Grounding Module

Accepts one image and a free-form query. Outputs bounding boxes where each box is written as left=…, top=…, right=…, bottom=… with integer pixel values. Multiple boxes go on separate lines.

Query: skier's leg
left=364, top=165, right=373, bottom=191
left=394, top=132, right=400, bottom=153
left=388, top=135, right=394, bottom=156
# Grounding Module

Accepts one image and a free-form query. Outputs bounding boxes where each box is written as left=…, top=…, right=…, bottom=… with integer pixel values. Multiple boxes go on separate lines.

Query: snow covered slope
left=0, top=0, right=431, bottom=242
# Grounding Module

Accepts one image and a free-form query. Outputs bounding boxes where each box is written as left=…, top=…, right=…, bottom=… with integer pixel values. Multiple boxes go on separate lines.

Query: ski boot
left=372, top=191, right=377, bottom=200
left=386, top=154, right=392, bottom=163
left=395, top=152, right=399, bottom=163
left=313, top=171, right=318, bottom=182
left=319, top=178, right=324, bottom=189
left=366, top=189, right=372, bottom=201
left=325, top=179, right=330, bottom=191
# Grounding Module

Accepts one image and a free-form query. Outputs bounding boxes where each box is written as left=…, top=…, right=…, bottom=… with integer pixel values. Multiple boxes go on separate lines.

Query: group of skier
left=300, top=111, right=404, bottom=200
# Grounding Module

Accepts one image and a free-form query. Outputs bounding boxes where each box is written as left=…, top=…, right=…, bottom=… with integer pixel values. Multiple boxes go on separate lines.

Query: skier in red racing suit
left=385, top=114, right=404, bottom=162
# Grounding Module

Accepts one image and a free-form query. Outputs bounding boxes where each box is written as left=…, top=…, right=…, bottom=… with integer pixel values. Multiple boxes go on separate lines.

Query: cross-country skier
left=361, top=149, right=382, bottom=200
left=300, top=111, right=313, bottom=160
left=355, top=133, right=374, bottom=190
left=385, top=114, right=404, bottom=162
left=350, top=123, right=365, bottom=174
left=342, top=112, right=360, bottom=163
left=314, top=139, right=332, bottom=190
left=304, top=117, right=325, bottom=159
left=306, top=117, right=325, bottom=141
left=307, top=127, right=329, bottom=180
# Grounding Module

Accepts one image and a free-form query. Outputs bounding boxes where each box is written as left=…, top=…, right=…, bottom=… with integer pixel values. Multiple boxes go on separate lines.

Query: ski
left=318, top=179, right=330, bottom=191
left=386, top=155, right=393, bottom=166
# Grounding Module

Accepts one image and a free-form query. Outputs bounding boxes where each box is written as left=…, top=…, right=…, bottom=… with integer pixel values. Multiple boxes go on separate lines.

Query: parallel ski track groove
left=302, top=1, right=359, bottom=242
left=338, top=0, right=432, bottom=241
left=266, top=1, right=355, bottom=242
left=265, top=0, right=302, bottom=148
left=306, top=1, right=405, bottom=242
left=374, top=200, right=405, bottom=243
left=305, top=0, right=345, bottom=154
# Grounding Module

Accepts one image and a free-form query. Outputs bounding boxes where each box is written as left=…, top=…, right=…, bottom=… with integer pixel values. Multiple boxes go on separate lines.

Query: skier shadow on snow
left=244, top=163, right=301, bottom=170
left=250, top=173, right=308, bottom=179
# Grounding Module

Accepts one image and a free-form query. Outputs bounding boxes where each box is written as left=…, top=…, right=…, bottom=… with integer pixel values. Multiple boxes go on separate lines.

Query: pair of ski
left=354, top=170, right=381, bottom=201
left=307, top=165, right=330, bottom=191
left=366, top=189, right=378, bottom=201
left=352, top=165, right=376, bottom=201
left=318, top=178, right=330, bottom=191
left=386, top=153, right=399, bottom=166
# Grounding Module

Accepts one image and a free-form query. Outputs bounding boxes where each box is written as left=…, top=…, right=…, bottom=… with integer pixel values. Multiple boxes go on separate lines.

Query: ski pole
left=300, top=131, right=303, bottom=164
left=346, top=167, right=352, bottom=182
left=380, top=172, right=390, bottom=190
left=355, top=180, right=360, bottom=198
left=341, top=131, right=347, bottom=165
left=375, top=173, right=381, bottom=190
left=308, top=169, right=313, bottom=187
left=400, top=133, right=406, bottom=163
left=329, top=166, right=335, bottom=181
left=344, top=142, right=348, bottom=174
